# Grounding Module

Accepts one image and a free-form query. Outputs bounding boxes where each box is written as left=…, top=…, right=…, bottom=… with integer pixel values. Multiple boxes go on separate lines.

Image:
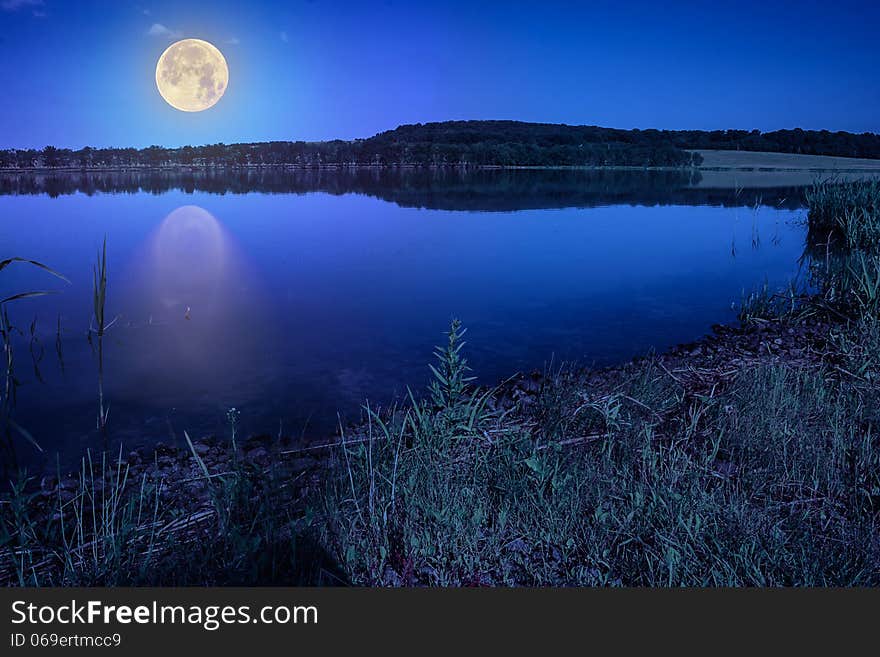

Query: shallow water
left=0, top=168, right=828, bottom=466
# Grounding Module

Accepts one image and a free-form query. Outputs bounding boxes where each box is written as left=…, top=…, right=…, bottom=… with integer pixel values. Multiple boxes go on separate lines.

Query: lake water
left=0, top=168, right=838, bottom=466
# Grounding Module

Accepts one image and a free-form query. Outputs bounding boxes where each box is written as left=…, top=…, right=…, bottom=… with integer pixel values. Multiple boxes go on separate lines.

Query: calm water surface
left=0, top=169, right=821, bottom=465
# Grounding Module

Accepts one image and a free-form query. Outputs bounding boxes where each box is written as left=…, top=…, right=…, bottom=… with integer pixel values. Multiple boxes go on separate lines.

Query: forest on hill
left=2, top=121, right=879, bottom=169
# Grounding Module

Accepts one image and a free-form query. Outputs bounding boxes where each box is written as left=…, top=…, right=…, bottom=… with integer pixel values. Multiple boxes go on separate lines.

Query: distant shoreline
left=0, top=163, right=689, bottom=172
left=3, top=149, right=880, bottom=174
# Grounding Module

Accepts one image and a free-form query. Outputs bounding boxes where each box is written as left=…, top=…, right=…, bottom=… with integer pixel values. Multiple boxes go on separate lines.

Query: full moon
left=155, top=39, right=229, bottom=112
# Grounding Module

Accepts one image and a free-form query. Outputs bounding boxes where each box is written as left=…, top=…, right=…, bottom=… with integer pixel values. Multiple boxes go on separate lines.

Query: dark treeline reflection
left=0, top=168, right=809, bottom=210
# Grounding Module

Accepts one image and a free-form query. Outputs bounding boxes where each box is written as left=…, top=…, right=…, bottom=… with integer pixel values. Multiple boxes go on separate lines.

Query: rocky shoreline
left=28, top=312, right=840, bottom=515
left=498, top=313, right=835, bottom=413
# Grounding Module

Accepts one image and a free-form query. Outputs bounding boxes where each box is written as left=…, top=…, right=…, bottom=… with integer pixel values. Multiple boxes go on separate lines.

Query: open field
left=695, top=150, right=880, bottom=171
left=691, top=150, right=880, bottom=189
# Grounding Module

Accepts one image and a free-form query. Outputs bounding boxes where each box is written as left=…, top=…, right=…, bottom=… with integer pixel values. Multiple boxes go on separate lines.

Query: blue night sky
left=0, top=0, right=877, bottom=149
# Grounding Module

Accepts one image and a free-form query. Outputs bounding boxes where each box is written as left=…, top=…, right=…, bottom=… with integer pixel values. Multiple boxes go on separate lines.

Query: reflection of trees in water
left=0, top=168, right=807, bottom=210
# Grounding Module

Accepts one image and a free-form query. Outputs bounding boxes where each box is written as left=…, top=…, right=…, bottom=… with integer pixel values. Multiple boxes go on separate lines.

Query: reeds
left=90, top=238, right=110, bottom=444
left=0, top=257, right=68, bottom=464
left=0, top=257, right=69, bottom=305
left=0, top=448, right=161, bottom=586
left=806, top=179, right=880, bottom=249
left=0, top=436, right=334, bottom=585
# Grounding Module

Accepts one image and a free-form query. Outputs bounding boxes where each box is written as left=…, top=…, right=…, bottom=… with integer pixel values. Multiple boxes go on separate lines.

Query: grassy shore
left=2, top=180, right=880, bottom=586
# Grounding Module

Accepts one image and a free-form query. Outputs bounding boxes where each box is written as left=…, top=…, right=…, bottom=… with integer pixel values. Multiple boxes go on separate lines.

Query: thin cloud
left=147, top=23, right=182, bottom=39
left=226, top=37, right=240, bottom=45
left=1, top=0, right=43, bottom=11
left=280, top=31, right=289, bottom=43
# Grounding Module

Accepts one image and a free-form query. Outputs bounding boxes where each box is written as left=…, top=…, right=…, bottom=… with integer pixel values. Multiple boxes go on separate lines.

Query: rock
left=154, top=442, right=176, bottom=456
left=519, top=377, right=541, bottom=394
left=246, top=446, right=269, bottom=461
left=192, top=443, right=211, bottom=457
left=243, top=435, right=272, bottom=451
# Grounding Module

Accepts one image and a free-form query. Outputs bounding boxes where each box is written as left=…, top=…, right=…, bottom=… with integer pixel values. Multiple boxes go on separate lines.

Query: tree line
left=2, top=120, right=879, bottom=170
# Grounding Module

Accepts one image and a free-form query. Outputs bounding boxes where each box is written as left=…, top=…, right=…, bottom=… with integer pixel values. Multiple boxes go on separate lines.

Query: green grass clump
left=0, top=444, right=336, bottom=586
left=316, top=320, right=880, bottom=586
left=806, top=179, right=880, bottom=249
left=737, top=279, right=806, bottom=325
left=751, top=180, right=880, bottom=323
